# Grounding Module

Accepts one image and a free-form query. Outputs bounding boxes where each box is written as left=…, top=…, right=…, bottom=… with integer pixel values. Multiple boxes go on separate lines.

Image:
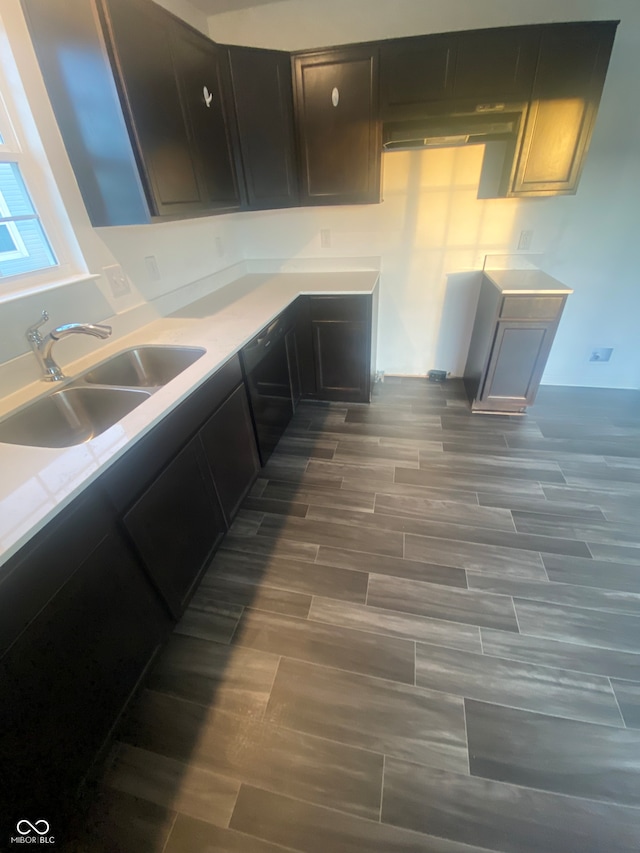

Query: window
left=0, top=7, right=87, bottom=300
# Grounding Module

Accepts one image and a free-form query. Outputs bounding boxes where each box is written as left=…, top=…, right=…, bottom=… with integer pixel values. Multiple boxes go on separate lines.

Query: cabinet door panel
left=454, top=29, right=538, bottom=101
left=100, top=0, right=202, bottom=214
left=228, top=46, right=298, bottom=208
left=171, top=26, right=240, bottom=210
left=0, top=530, right=165, bottom=817
left=480, top=322, right=553, bottom=406
left=312, top=320, right=368, bottom=402
left=294, top=48, right=381, bottom=204
left=200, top=384, right=260, bottom=526
left=380, top=35, right=455, bottom=118
left=123, top=438, right=225, bottom=616
left=510, top=23, right=617, bottom=195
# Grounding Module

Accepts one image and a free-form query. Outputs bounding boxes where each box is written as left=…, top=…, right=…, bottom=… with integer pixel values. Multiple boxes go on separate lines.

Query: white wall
left=209, top=0, right=640, bottom=388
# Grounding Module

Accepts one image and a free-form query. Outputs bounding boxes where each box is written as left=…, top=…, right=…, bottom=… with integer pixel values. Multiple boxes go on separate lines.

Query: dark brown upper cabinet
left=22, top=0, right=240, bottom=224
left=227, top=45, right=299, bottom=209
left=380, top=27, right=538, bottom=120
left=170, top=24, right=242, bottom=212
left=380, top=33, right=456, bottom=119
left=506, top=21, right=617, bottom=196
left=292, top=46, right=381, bottom=205
left=454, top=27, right=539, bottom=102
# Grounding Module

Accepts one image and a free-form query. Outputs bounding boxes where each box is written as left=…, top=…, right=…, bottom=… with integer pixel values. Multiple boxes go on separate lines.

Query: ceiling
left=188, top=0, right=283, bottom=14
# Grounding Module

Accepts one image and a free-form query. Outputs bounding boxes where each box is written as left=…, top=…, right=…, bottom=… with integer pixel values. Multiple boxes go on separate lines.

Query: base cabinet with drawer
left=463, top=271, right=572, bottom=413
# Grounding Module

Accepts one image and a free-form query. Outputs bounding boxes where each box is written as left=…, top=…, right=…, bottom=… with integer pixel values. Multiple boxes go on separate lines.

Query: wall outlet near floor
left=103, top=264, right=130, bottom=297
left=144, top=255, right=161, bottom=281
left=320, top=229, right=331, bottom=248
left=590, top=348, right=613, bottom=362
left=517, top=230, right=533, bottom=250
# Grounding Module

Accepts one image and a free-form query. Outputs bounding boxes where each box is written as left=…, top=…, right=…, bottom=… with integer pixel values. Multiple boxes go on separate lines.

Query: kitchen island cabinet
left=464, top=270, right=572, bottom=413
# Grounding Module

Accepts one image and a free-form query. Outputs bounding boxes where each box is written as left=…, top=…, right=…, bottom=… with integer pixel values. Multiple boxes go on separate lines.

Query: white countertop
left=484, top=268, right=573, bottom=296
left=0, top=270, right=379, bottom=568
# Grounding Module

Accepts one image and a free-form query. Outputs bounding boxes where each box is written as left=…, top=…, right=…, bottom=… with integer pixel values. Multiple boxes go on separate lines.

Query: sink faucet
left=26, top=310, right=113, bottom=382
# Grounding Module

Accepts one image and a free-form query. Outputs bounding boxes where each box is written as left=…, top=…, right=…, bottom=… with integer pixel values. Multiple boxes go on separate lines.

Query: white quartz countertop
left=0, top=270, right=379, bottom=568
left=484, top=268, right=573, bottom=295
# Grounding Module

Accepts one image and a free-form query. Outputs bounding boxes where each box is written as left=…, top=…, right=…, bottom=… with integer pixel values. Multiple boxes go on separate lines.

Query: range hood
left=383, top=107, right=523, bottom=152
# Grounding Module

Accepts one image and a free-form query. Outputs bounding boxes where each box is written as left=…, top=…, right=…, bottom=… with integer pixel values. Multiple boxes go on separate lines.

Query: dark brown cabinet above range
left=379, top=26, right=539, bottom=119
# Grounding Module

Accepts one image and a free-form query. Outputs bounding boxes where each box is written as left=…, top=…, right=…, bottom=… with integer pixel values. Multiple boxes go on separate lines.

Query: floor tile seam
left=237, top=779, right=505, bottom=851
left=404, top=531, right=547, bottom=569
left=607, top=677, right=628, bottom=728
left=159, top=810, right=180, bottom=853
left=465, top=764, right=640, bottom=811
left=466, top=574, right=640, bottom=614
left=379, top=754, right=385, bottom=823
left=267, top=653, right=470, bottom=704
left=514, top=521, right=640, bottom=548
left=385, top=755, right=640, bottom=812
left=367, top=570, right=537, bottom=603
left=505, top=625, right=640, bottom=657
left=371, top=505, right=519, bottom=533
left=415, top=639, right=627, bottom=694
left=260, top=654, right=282, bottom=723
left=477, top=636, right=640, bottom=680
left=211, top=565, right=369, bottom=601
left=462, top=696, right=471, bottom=775
left=307, top=593, right=499, bottom=645
left=512, top=595, right=640, bottom=624
left=254, top=528, right=404, bottom=561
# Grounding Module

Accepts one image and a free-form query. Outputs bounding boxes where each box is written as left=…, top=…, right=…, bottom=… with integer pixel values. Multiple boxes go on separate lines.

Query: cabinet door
left=310, top=296, right=371, bottom=403
left=100, top=0, right=203, bottom=216
left=509, top=22, right=617, bottom=196
left=171, top=25, right=241, bottom=211
left=199, top=383, right=260, bottom=526
left=479, top=321, right=555, bottom=409
left=293, top=47, right=381, bottom=205
left=228, top=46, right=298, bottom=209
left=380, top=34, right=456, bottom=119
left=123, top=438, right=226, bottom=617
left=454, top=28, right=538, bottom=102
left=0, top=527, right=165, bottom=820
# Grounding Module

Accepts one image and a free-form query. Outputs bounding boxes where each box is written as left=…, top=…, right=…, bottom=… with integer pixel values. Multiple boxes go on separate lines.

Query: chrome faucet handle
left=26, top=310, right=50, bottom=345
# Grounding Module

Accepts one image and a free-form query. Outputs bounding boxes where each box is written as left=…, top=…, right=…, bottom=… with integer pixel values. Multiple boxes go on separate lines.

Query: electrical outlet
left=590, top=348, right=613, bottom=362
left=320, top=229, right=331, bottom=249
left=144, top=255, right=160, bottom=281
left=518, top=230, right=533, bottom=250
left=103, top=264, right=130, bottom=297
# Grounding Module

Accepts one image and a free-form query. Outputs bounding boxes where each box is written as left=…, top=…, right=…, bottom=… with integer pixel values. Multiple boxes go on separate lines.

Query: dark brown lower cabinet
left=122, top=437, right=226, bottom=618
left=199, top=382, right=260, bottom=526
left=300, top=294, right=374, bottom=403
left=0, top=495, right=167, bottom=831
left=464, top=272, right=571, bottom=413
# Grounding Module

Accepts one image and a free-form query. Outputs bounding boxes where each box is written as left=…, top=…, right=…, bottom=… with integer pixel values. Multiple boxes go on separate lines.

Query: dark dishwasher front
left=241, top=312, right=294, bottom=465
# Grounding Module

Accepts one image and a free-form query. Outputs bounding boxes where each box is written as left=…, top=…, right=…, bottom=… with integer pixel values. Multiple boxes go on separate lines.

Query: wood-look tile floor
left=71, top=379, right=640, bottom=852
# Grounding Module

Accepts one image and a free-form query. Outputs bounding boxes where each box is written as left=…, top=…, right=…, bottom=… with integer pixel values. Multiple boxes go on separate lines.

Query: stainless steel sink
left=81, top=345, right=205, bottom=388
left=0, top=387, right=152, bottom=448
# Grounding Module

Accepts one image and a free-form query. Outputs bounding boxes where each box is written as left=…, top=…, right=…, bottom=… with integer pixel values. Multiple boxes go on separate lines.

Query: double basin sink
left=0, top=346, right=206, bottom=448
